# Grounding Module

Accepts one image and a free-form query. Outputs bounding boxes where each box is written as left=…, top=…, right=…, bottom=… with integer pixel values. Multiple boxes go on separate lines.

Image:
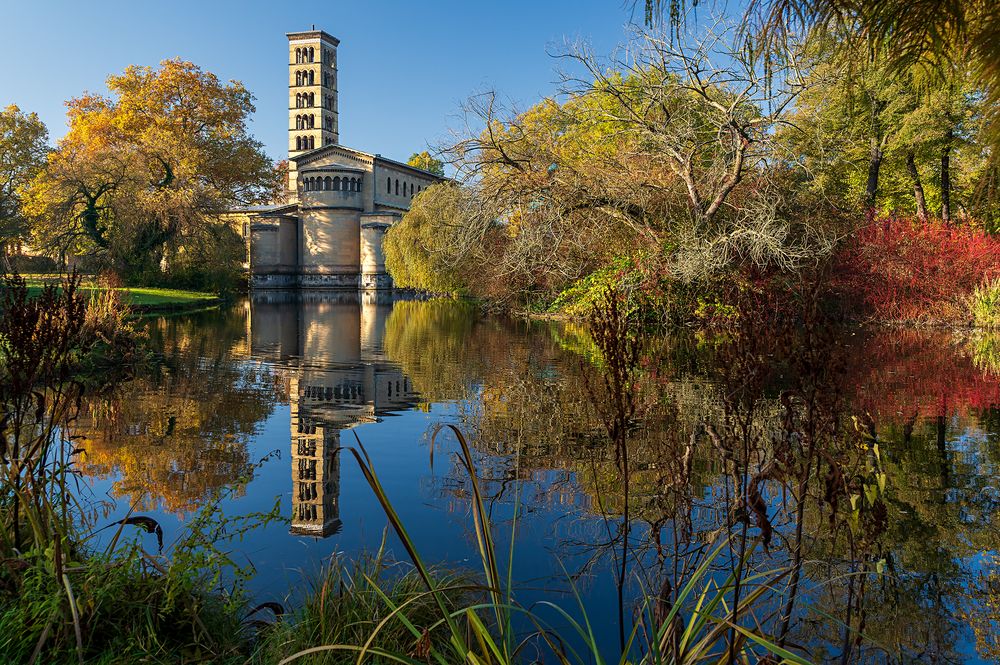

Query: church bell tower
left=287, top=29, right=340, bottom=195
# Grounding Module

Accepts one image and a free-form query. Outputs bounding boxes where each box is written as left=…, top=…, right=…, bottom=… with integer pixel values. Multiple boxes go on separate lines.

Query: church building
left=245, top=29, right=442, bottom=289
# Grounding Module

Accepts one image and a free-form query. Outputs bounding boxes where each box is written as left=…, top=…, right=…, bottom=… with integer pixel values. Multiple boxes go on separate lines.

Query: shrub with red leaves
left=830, top=215, right=1000, bottom=322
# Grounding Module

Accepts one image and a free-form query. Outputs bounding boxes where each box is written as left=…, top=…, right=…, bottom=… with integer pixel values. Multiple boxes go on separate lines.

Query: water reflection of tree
left=75, top=306, right=284, bottom=514
left=384, top=299, right=1000, bottom=662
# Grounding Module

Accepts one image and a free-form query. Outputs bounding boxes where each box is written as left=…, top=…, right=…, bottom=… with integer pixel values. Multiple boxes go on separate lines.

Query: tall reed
left=273, top=425, right=811, bottom=664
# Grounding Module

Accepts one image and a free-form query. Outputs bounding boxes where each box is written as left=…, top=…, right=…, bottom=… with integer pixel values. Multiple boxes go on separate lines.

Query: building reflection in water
left=249, top=290, right=419, bottom=537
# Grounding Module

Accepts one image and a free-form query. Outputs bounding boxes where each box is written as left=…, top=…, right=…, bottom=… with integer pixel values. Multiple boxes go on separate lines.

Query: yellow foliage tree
left=23, top=59, right=280, bottom=283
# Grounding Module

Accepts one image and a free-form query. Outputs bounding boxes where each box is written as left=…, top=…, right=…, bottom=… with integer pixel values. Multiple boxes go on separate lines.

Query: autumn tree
left=406, top=150, right=445, bottom=177
left=405, top=20, right=836, bottom=304
left=781, top=34, right=986, bottom=221
left=0, top=105, right=48, bottom=267
left=23, top=59, right=280, bottom=284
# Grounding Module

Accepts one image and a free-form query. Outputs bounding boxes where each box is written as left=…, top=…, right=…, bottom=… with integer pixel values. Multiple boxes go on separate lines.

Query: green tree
left=384, top=182, right=475, bottom=293
left=0, top=105, right=48, bottom=267
left=780, top=36, right=986, bottom=219
left=406, top=150, right=445, bottom=177
left=23, top=59, right=280, bottom=284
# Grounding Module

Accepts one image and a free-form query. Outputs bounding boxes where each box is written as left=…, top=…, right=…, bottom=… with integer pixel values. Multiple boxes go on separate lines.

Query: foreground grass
left=250, top=554, right=471, bottom=665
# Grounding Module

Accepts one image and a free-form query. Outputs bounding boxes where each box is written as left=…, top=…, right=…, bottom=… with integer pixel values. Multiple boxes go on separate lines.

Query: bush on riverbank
left=830, top=215, right=1000, bottom=324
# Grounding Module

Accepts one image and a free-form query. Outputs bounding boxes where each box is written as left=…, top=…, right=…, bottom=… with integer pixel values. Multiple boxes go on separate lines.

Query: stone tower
left=287, top=29, right=340, bottom=194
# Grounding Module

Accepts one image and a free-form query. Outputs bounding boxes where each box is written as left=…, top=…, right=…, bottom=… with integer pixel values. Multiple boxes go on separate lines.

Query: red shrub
left=830, top=215, right=1000, bottom=322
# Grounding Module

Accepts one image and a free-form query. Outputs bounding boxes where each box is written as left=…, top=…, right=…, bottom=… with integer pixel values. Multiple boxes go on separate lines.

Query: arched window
left=296, top=71, right=302, bottom=86
left=310, top=114, right=315, bottom=128
left=386, top=177, right=391, bottom=193
left=394, top=179, right=398, bottom=195
left=332, top=176, right=340, bottom=191
left=309, top=92, right=314, bottom=106
left=357, top=178, right=362, bottom=193
left=309, top=47, right=314, bottom=62
left=409, top=183, right=413, bottom=196
left=324, top=176, right=332, bottom=190
left=295, top=48, right=301, bottom=64
left=308, top=70, right=315, bottom=85
left=309, top=136, right=315, bottom=149
left=295, top=136, right=301, bottom=151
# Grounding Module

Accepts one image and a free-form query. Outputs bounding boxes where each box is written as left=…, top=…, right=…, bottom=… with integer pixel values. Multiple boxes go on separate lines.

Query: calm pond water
left=72, top=293, right=1000, bottom=663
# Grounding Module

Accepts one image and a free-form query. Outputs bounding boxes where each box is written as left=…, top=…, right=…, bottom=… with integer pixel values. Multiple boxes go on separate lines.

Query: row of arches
left=295, top=114, right=315, bottom=129
left=295, top=92, right=315, bottom=108
left=295, top=70, right=315, bottom=86
left=294, top=47, right=315, bottom=63
left=386, top=177, right=422, bottom=198
left=295, top=136, right=315, bottom=151
left=302, top=175, right=363, bottom=193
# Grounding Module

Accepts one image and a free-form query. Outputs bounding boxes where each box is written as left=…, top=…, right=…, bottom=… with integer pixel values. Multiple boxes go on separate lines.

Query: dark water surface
left=73, top=294, right=1000, bottom=663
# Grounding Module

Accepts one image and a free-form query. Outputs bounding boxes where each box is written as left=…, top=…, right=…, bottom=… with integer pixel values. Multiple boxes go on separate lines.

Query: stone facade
left=246, top=28, right=442, bottom=291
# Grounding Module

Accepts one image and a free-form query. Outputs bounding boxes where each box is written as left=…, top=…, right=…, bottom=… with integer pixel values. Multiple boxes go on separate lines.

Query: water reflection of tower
left=249, top=291, right=418, bottom=537
left=290, top=389, right=342, bottom=536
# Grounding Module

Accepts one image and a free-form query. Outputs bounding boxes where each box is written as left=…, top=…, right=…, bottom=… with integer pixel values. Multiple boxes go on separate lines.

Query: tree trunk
left=865, top=138, right=883, bottom=209
left=906, top=151, right=929, bottom=220
left=940, top=130, right=952, bottom=223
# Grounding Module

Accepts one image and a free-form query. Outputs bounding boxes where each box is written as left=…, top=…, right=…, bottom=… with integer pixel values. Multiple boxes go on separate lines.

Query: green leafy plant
left=969, top=278, right=1000, bottom=329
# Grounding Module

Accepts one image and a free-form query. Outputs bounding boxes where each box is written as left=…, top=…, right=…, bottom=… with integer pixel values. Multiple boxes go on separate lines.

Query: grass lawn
left=16, top=275, right=220, bottom=309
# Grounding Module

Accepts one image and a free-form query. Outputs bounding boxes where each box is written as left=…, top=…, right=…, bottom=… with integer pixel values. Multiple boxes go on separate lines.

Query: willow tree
left=24, top=59, right=280, bottom=283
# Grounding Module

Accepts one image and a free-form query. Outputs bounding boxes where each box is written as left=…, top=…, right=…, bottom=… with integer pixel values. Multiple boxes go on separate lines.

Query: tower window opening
left=308, top=70, right=315, bottom=85
left=395, top=179, right=399, bottom=195
left=308, top=47, right=315, bottom=62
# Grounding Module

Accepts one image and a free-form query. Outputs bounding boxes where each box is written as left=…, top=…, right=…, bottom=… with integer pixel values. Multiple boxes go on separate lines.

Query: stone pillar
left=360, top=213, right=398, bottom=290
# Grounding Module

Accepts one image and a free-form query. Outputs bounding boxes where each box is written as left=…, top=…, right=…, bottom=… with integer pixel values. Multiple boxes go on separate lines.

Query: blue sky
left=0, top=0, right=649, bottom=164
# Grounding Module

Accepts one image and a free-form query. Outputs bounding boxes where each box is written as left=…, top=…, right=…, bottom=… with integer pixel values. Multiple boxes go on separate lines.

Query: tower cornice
left=287, top=30, right=340, bottom=46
